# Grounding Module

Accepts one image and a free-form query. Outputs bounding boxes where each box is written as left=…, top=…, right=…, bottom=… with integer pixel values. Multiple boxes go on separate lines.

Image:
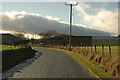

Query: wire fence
left=73, top=44, right=119, bottom=57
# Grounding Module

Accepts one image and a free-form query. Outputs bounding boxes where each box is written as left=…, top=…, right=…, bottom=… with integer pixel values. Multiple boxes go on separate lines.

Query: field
left=75, top=46, right=119, bottom=57
left=93, top=46, right=119, bottom=57
left=0, top=45, right=18, bottom=51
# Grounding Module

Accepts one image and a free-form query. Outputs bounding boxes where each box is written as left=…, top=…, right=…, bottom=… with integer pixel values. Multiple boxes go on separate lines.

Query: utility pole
left=65, top=1, right=78, bottom=51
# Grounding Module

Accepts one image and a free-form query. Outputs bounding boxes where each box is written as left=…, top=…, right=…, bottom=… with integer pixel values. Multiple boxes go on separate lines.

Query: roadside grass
left=75, top=46, right=119, bottom=57
left=47, top=48, right=113, bottom=78
left=0, top=45, right=18, bottom=51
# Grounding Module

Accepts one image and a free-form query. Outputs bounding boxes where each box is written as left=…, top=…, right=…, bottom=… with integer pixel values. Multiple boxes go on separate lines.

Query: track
left=11, top=47, right=93, bottom=78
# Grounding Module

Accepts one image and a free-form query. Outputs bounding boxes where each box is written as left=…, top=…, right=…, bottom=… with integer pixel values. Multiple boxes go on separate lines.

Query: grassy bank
left=0, top=45, right=18, bottom=51
left=2, top=47, right=36, bottom=73
left=47, top=48, right=113, bottom=78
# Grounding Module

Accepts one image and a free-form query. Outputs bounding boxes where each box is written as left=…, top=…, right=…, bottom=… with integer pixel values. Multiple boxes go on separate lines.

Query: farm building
left=92, top=36, right=119, bottom=46
left=40, top=35, right=119, bottom=46
left=40, top=35, right=92, bottom=46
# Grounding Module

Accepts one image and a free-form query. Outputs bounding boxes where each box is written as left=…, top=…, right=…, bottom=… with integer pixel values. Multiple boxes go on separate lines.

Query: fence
left=41, top=43, right=119, bottom=78
left=76, top=44, right=118, bottom=57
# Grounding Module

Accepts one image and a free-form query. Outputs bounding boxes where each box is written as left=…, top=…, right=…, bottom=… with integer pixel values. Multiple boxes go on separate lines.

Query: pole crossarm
left=65, top=2, right=78, bottom=6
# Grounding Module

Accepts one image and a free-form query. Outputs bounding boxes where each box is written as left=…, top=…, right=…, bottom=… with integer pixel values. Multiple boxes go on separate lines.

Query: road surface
left=11, top=47, right=93, bottom=78
left=0, top=51, right=2, bottom=79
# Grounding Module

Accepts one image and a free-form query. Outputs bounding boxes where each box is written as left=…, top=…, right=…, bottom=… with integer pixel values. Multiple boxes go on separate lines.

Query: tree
left=39, top=32, right=45, bottom=36
left=14, top=32, right=26, bottom=40
left=45, top=30, right=58, bottom=37
left=39, top=30, right=59, bottom=38
left=15, top=33, right=24, bottom=39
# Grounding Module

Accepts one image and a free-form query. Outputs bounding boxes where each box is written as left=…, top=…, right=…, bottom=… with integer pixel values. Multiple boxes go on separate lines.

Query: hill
left=2, top=12, right=113, bottom=36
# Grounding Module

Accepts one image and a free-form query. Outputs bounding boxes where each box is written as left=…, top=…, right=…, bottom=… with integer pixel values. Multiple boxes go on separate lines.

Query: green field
left=0, top=45, right=18, bottom=51
left=93, top=46, right=119, bottom=57
left=75, top=46, right=119, bottom=57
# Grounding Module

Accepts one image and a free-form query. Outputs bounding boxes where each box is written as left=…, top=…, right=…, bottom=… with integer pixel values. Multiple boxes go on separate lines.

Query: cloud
left=1, top=11, right=112, bottom=36
left=1, top=11, right=41, bottom=20
left=77, top=2, right=91, bottom=10
left=46, top=16, right=53, bottom=20
left=74, top=3, right=118, bottom=34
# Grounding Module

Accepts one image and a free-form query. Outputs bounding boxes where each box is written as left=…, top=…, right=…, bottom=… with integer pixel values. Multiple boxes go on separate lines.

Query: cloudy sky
left=0, top=2, right=119, bottom=35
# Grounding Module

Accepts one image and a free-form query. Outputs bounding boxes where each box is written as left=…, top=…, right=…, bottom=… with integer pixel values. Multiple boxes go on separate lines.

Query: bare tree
left=14, top=32, right=26, bottom=40
left=39, top=32, right=45, bottom=36
left=118, top=35, right=120, bottom=37
left=39, top=30, right=59, bottom=38
left=45, top=30, right=58, bottom=37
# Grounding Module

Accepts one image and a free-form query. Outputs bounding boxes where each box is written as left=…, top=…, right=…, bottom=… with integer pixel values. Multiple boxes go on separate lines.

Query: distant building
left=92, top=36, right=119, bottom=46
left=41, top=35, right=119, bottom=46
left=40, top=35, right=92, bottom=46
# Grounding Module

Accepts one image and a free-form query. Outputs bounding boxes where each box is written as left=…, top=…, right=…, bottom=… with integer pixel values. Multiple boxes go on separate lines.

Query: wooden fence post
left=82, top=44, right=83, bottom=49
left=80, top=44, right=82, bottom=49
left=95, top=45, right=97, bottom=53
left=87, top=44, right=89, bottom=51
left=84, top=44, right=86, bottom=51
left=81, top=44, right=82, bottom=49
left=79, top=45, right=80, bottom=49
left=79, top=44, right=81, bottom=53
left=109, top=45, right=111, bottom=56
left=102, top=45, right=104, bottom=56
left=91, top=44, right=92, bottom=52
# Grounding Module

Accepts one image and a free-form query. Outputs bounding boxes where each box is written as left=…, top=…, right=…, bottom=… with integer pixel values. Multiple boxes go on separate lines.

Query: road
left=11, top=47, right=93, bottom=78
left=0, top=51, right=2, bottom=79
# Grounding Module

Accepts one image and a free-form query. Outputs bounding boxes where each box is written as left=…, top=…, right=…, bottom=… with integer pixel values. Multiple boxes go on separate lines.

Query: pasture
left=0, top=45, right=18, bottom=51
left=75, top=46, right=119, bottom=57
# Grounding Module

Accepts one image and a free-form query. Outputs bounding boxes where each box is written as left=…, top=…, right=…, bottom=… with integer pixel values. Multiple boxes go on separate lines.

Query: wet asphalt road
left=11, top=47, right=93, bottom=78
